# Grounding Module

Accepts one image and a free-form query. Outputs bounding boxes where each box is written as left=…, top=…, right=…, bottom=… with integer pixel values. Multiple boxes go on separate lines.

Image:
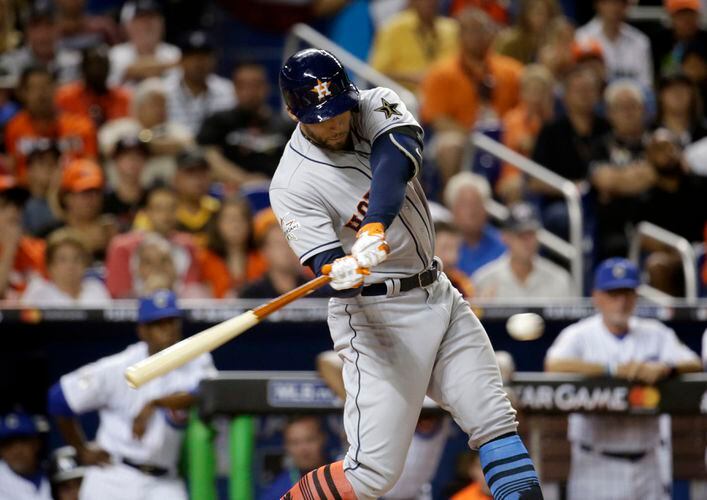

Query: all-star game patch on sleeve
left=270, top=186, right=341, bottom=265
left=357, top=87, right=422, bottom=144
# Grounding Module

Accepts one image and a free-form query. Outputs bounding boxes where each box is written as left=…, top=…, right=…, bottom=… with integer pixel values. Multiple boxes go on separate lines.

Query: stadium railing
left=471, top=133, right=584, bottom=295
left=629, top=221, right=699, bottom=304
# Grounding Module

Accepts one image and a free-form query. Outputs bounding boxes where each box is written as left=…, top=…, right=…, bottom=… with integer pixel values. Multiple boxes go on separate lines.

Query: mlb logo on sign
left=267, top=380, right=338, bottom=408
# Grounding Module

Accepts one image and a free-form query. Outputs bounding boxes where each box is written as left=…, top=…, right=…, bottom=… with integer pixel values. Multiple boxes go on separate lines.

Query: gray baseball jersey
left=270, top=87, right=434, bottom=280
left=270, top=87, right=517, bottom=500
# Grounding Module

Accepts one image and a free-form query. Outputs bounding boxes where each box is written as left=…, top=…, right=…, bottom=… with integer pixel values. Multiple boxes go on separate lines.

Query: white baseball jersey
left=271, top=87, right=518, bottom=499
left=547, top=313, right=699, bottom=450
left=0, top=461, right=51, bottom=500
left=61, top=342, right=216, bottom=470
left=270, top=87, right=434, bottom=280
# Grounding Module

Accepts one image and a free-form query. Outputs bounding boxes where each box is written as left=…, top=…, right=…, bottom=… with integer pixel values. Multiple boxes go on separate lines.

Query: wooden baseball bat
left=124, top=273, right=332, bottom=389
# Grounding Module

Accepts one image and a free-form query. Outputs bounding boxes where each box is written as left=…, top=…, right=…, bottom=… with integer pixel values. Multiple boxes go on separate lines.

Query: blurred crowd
left=0, top=0, right=704, bottom=307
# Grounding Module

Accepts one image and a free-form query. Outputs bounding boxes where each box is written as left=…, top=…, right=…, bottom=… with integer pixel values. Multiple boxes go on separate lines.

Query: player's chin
left=325, top=135, right=348, bottom=150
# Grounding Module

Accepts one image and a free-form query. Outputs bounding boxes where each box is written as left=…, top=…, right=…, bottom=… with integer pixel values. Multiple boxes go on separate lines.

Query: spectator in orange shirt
left=55, top=45, right=131, bottom=128
left=420, top=7, right=523, bottom=132
left=4, top=65, right=97, bottom=181
left=196, top=196, right=267, bottom=298
left=499, top=64, right=555, bottom=202
left=0, top=175, right=46, bottom=301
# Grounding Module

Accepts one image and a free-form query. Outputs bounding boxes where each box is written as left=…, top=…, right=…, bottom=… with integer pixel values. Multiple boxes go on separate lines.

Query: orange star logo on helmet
left=311, top=79, right=332, bottom=100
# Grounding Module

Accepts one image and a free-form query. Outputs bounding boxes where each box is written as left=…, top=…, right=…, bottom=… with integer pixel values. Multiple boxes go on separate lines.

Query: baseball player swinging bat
left=124, top=265, right=367, bottom=389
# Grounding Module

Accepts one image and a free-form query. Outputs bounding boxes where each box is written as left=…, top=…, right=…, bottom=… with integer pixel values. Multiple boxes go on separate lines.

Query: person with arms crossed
left=270, top=48, right=542, bottom=500
left=47, top=289, right=216, bottom=500
left=545, top=257, right=701, bottom=500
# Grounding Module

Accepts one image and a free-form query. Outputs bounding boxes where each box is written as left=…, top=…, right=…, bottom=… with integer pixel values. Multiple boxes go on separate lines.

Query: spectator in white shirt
left=165, top=31, right=236, bottom=136
left=576, top=0, right=653, bottom=88
left=108, top=0, right=180, bottom=87
left=22, top=228, right=111, bottom=306
left=472, top=202, right=574, bottom=299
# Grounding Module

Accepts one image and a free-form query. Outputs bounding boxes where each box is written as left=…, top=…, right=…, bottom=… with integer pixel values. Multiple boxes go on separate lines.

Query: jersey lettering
left=344, top=191, right=370, bottom=232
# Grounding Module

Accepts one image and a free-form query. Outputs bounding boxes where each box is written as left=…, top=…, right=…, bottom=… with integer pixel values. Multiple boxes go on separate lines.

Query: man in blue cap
left=545, top=257, right=701, bottom=500
left=47, top=289, right=215, bottom=500
left=0, top=411, right=52, bottom=499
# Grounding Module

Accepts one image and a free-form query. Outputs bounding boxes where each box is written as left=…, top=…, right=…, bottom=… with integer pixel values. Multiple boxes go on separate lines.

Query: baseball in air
left=506, top=313, right=545, bottom=341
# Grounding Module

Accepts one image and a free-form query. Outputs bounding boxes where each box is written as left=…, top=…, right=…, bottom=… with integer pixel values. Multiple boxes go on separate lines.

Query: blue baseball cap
left=0, top=412, right=49, bottom=441
left=594, top=258, right=640, bottom=291
left=138, top=289, right=181, bottom=324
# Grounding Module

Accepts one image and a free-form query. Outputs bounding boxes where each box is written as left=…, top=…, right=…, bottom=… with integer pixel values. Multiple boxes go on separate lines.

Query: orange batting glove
left=351, top=222, right=390, bottom=268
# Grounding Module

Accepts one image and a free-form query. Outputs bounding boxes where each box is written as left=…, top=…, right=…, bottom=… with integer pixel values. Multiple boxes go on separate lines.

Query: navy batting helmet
left=280, top=48, right=359, bottom=124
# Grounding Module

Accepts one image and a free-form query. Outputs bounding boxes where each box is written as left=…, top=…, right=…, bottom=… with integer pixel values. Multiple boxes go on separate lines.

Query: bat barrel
left=125, top=311, right=260, bottom=388
left=124, top=274, right=331, bottom=389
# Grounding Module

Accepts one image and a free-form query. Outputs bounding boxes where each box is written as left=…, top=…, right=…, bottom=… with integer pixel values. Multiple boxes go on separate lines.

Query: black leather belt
left=122, top=458, right=169, bottom=476
left=361, top=261, right=439, bottom=296
left=579, top=444, right=647, bottom=462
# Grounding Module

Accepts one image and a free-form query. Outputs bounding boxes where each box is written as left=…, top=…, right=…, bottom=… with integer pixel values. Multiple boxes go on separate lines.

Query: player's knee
left=349, top=460, right=405, bottom=498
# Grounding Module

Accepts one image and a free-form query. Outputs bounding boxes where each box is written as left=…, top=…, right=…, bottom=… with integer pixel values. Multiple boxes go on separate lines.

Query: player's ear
left=285, top=108, right=299, bottom=123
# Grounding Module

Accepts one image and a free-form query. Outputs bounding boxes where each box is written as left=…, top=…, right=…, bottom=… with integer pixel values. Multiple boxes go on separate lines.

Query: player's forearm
left=150, top=391, right=197, bottom=410
left=544, top=358, right=607, bottom=376
left=56, top=416, right=90, bottom=453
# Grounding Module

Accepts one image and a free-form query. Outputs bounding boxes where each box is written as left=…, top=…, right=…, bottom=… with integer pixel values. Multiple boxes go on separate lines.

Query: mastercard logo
left=20, top=309, right=42, bottom=324
left=628, top=386, right=661, bottom=409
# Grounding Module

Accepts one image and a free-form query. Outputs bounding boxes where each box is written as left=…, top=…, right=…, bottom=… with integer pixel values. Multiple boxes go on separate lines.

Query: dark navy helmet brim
left=297, top=88, right=359, bottom=124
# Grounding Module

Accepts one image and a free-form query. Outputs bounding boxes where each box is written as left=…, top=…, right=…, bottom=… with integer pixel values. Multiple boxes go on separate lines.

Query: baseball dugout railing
left=471, top=133, right=585, bottom=295
left=185, top=371, right=707, bottom=500
left=629, top=221, right=700, bottom=304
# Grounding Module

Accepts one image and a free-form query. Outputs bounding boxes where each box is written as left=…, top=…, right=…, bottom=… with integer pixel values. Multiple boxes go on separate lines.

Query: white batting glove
left=322, top=256, right=368, bottom=290
left=351, top=222, right=390, bottom=269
